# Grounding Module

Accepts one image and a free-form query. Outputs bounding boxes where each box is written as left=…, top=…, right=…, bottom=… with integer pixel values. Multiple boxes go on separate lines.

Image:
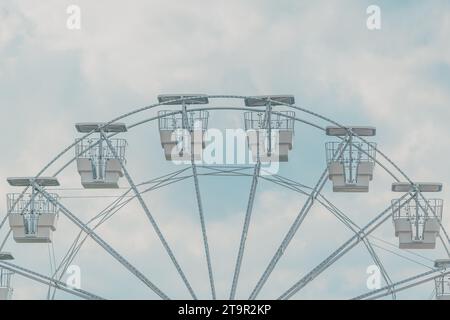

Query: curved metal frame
left=1, top=95, right=448, bottom=300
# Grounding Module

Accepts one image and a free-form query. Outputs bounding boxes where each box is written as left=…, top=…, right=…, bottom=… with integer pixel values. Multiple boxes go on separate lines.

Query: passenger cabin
left=157, top=94, right=209, bottom=161
left=0, top=268, right=13, bottom=300
left=75, top=123, right=127, bottom=189
left=435, top=260, right=450, bottom=300
left=7, top=177, right=59, bottom=243
left=244, top=95, right=295, bottom=163
left=325, top=126, right=376, bottom=192
left=392, top=183, right=443, bottom=249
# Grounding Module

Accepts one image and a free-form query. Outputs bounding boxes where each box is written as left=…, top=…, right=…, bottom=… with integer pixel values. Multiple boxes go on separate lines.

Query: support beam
left=101, top=132, right=196, bottom=299
left=0, top=260, right=104, bottom=300
left=230, top=162, right=261, bottom=300
left=191, top=162, right=216, bottom=299
left=353, top=268, right=450, bottom=300
left=0, top=230, right=11, bottom=252
left=316, top=194, right=397, bottom=300
left=278, top=193, right=413, bottom=300
left=33, top=184, right=170, bottom=300
left=249, top=139, right=349, bottom=300
left=50, top=169, right=201, bottom=301
left=181, top=103, right=216, bottom=300
left=362, top=239, right=396, bottom=299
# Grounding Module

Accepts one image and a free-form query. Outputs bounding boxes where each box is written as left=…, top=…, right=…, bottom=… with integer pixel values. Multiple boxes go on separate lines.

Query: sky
left=0, top=0, right=450, bottom=300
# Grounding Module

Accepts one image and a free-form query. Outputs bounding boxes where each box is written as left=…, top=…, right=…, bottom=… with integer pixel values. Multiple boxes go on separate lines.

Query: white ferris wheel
left=0, top=94, right=449, bottom=300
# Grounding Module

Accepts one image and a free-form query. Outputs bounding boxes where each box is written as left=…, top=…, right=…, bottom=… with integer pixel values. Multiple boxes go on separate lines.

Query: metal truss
left=229, top=162, right=261, bottom=300
left=180, top=103, right=217, bottom=300
left=1, top=95, right=447, bottom=300
left=278, top=193, right=414, bottom=300
left=101, top=132, right=197, bottom=299
left=353, top=268, right=450, bottom=300
left=248, top=138, right=350, bottom=299
left=33, top=183, right=170, bottom=300
left=0, top=260, right=103, bottom=300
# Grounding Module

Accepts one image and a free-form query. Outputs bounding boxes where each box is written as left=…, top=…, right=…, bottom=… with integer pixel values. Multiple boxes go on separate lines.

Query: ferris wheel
left=0, top=94, right=449, bottom=300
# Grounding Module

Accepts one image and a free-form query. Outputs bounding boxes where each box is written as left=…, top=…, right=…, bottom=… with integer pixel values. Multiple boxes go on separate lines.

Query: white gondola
left=158, top=109, right=209, bottom=161
left=244, top=95, right=295, bottom=163
left=244, top=111, right=295, bottom=162
left=392, top=183, right=443, bottom=249
left=157, top=94, right=209, bottom=162
left=0, top=268, right=13, bottom=300
left=6, top=177, right=59, bottom=243
left=158, top=110, right=208, bottom=161
left=434, top=260, right=450, bottom=300
left=75, top=123, right=127, bottom=189
left=325, top=126, right=376, bottom=192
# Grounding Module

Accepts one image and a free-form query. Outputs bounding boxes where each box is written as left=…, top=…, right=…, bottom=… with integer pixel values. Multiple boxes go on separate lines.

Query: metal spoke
left=48, top=187, right=138, bottom=299
left=230, top=162, right=261, bottom=300
left=49, top=168, right=204, bottom=300
left=249, top=139, right=349, bottom=300
left=0, top=229, right=11, bottom=252
left=313, top=190, right=397, bottom=299
left=278, top=193, right=413, bottom=300
left=101, top=132, right=196, bottom=299
left=353, top=268, right=450, bottom=300
left=33, top=183, right=170, bottom=300
left=362, top=239, right=396, bottom=299
left=181, top=102, right=217, bottom=300
left=266, top=171, right=397, bottom=299
left=0, top=260, right=104, bottom=300
left=191, top=161, right=216, bottom=299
